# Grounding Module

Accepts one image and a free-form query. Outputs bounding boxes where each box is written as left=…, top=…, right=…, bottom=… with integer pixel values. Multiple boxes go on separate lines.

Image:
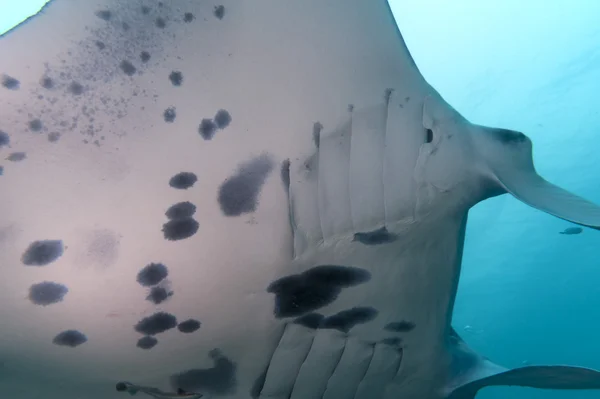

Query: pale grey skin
left=1, top=1, right=600, bottom=399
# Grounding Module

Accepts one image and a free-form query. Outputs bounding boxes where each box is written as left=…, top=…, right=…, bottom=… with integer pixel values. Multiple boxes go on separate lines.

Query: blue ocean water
left=391, top=1, right=600, bottom=398
left=1, top=1, right=599, bottom=398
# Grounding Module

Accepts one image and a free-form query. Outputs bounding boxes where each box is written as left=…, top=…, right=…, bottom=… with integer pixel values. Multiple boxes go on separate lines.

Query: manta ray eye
left=425, top=128, right=433, bottom=143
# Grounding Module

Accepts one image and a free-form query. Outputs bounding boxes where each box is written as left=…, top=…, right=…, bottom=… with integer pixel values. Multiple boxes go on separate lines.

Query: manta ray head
left=416, top=91, right=600, bottom=229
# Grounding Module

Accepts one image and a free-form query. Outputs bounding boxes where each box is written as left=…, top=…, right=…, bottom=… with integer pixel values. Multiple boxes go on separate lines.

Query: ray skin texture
left=0, top=1, right=599, bottom=399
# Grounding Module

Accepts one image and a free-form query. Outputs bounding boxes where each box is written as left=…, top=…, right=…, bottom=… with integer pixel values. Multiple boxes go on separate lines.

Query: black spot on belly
left=163, top=107, right=176, bottom=123
left=95, top=10, right=112, bottom=21
left=184, top=12, right=195, bottom=23
left=137, top=336, right=158, bottom=349
left=28, top=281, right=68, bottom=306
left=169, top=71, right=183, bottom=86
left=169, top=172, right=197, bottom=189
left=48, top=132, right=61, bottom=142
left=0, top=130, right=9, bottom=147
left=218, top=154, right=275, bottom=216
left=53, top=330, right=87, bottom=347
left=214, top=109, right=231, bottom=129
left=68, top=81, right=84, bottom=95
left=267, top=265, right=371, bottom=318
left=198, top=119, right=217, bottom=140
left=170, top=348, right=237, bottom=395
left=22, top=240, right=64, bottom=266
left=146, top=286, right=173, bottom=304
left=320, top=307, right=378, bottom=333
left=162, top=218, right=199, bottom=241
left=29, top=118, right=43, bottom=132
left=122, top=22, right=130, bottom=31
left=490, top=128, right=527, bottom=144
left=353, top=227, right=397, bottom=246
left=293, top=312, right=324, bottom=329
left=40, top=76, right=55, bottom=89
left=165, top=201, right=196, bottom=220
left=178, top=319, right=201, bottom=333
left=6, top=152, right=25, bottom=162
left=94, top=41, right=106, bottom=50
left=120, top=60, right=137, bottom=76
left=140, top=51, right=151, bottom=63
left=141, top=6, right=150, bottom=15
left=213, top=5, right=225, bottom=20
left=155, top=17, right=166, bottom=28
left=381, top=337, right=403, bottom=347
left=136, top=263, right=168, bottom=287
left=134, top=312, right=177, bottom=335
left=2, top=75, right=20, bottom=90
left=384, top=320, right=416, bottom=332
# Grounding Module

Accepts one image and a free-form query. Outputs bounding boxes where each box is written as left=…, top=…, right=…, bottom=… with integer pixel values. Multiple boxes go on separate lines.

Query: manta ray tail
left=444, top=328, right=600, bottom=398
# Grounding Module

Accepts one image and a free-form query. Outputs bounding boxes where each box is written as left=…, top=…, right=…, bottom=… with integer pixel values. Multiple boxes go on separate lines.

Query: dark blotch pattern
left=165, top=201, right=196, bottom=220
left=280, top=159, right=291, bottom=192
left=140, top=51, right=151, bottom=63
left=178, top=319, right=201, bottom=333
left=169, top=172, right=197, bottom=189
left=141, top=6, right=150, bottom=14
left=53, top=330, right=87, bottom=347
left=120, top=60, right=137, bottom=76
left=198, top=118, right=217, bottom=140
left=0, top=130, right=9, bottom=147
left=136, top=263, right=168, bottom=287
left=95, top=10, right=112, bottom=21
left=68, top=81, right=84, bottom=95
left=293, top=312, right=324, bottom=329
left=40, top=76, right=54, bottom=89
left=29, top=281, right=68, bottom=306
left=384, top=320, right=416, bottom=333
left=312, top=122, right=322, bottom=149
left=213, top=5, right=225, bottom=20
left=164, top=107, right=176, bottom=123
left=2, top=75, right=20, bottom=90
left=155, top=17, right=166, bottom=28
left=22, top=240, right=64, bottom=266
left=218, top=154, right=275, bottom=216
left=169, top=71, right=183, bottom=86
left=162, top=218, right=199, bottom=241
left=94, top=41, right=106, bottom=50
left=134, top=312, right=178, bottom=335
left=490, top=128, right=527, bottom=144
left=214, top=109, right=231, bottom=129
left=29, top=118, right=43, bottom=132
left=353, top=227, right=397, bottom=246
left=267, top=265, right=371, bottom=318
left=137, top=335, right=158, bottom=349
left=146, top=286, right=173, bottom=305
left=320, top=307, right=378, bottom=333
left=170, top=349, right=237, bottom=395
left=48, top=132, right=61, bottom=142
left=184, top=12, right=195, bottom=23
left=6, top=152, right=26, bottom=162
left=560, top=227, right=583, bottom=235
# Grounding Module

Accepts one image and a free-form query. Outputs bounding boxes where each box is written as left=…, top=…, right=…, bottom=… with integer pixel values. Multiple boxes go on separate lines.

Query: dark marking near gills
left=218, top=154, right=275, bottom=216
left=353, top=226, right=397, bottom=245
left=95, top=10, right=112, bottom=21
left=560, top=227, right=583, bottom=235
left=267, top=265, right=371, bottom=318
left=22, top=240, right=64, bottom=266
left=28, top=281, right=68, bottom=306
left=214, top=109, right=231, bottom=129
left=162, top=218, right=199, bottom=241
left=164, top=107, right=176, bottom=123
left=0, top=130, right=9, bottom=147
left=320, top=307, right=378, bottom=333
left=384, top=320, right=416, bottom=332
left=2, top=75, right=20, bottom=90
left=198, top=119, right=217, bottom=140
left=53, top=330, right=87, bottom=347
left=170, top=349, right=237, bottom=395
left=169, top=71, right=183, bottom=86
left=165, top=201, right=196, bottom=220
left=213, top=5, right=225, bottom=20
left=140, top=51, right=151, bottom=63
left=184, top=13, right=195, bottom=23
left=178, top=319, right=201, bottom=333
left=146, top=286, right=173, bottom=305
left=137, top=336, right=158, bottom=350
left=134, top=312, right=177, bottom=335
left=169, top=172, right=197, bottom=189
left=29, top=118, right=43, bottom=132
left=137, top=263, right=168, bottom=287
left=120, top=60, right=137, bottom=76
left=6, top=152, right=26, bottom=162
left=490, top=128, right=527, bottom=144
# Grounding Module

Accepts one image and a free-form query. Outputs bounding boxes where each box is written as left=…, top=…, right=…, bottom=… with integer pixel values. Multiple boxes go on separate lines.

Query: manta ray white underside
left=0, top=1, right=599, bottom=399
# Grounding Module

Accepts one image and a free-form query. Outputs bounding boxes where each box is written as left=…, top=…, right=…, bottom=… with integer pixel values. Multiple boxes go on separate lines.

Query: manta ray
left=0, top=1, right=599, bottom=399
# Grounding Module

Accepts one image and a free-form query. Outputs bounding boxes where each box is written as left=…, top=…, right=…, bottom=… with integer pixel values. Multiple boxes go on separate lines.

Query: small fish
left=116, top=382, right=203, bottom=399
left=559, top=227, right=583, bottom=235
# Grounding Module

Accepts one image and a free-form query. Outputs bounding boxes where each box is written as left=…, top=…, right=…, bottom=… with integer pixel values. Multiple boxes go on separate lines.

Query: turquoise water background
left=2, top=1, right=600, bottom=398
